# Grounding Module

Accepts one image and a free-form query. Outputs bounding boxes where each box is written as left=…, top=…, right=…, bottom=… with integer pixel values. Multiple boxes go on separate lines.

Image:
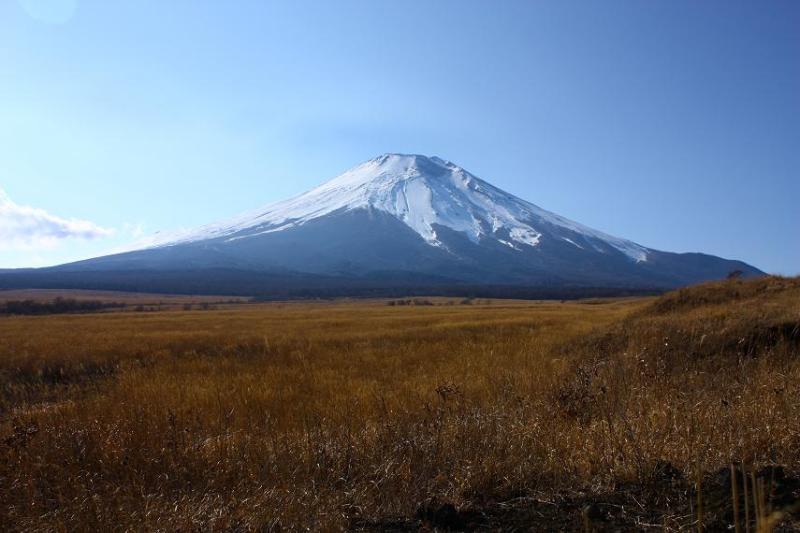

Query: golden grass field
left=1, top=277, right=799, bottom=531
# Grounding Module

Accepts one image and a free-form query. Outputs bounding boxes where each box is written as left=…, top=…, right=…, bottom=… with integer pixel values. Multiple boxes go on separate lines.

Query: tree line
left=0, top=297, right=126, bottom=316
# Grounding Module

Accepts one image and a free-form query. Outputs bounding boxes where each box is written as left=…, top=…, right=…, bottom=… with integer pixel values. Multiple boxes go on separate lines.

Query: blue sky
left=1, top=0, right=798, bottom=273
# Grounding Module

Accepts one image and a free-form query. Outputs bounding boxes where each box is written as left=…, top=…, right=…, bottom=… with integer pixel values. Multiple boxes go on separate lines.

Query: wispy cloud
left=0, top=188, right=113, bottom=251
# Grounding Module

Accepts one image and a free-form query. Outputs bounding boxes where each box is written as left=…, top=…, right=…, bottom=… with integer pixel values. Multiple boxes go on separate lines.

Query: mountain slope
left=135, top=153, right=649, bottom=262
left=1, top=154, right=763, bottom=295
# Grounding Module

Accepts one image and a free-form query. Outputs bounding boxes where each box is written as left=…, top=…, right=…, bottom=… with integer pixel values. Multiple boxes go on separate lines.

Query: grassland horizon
left=1, top=276, right=799, bottom=531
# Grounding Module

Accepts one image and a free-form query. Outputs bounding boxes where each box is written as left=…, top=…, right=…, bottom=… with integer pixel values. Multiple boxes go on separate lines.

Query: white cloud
left=122, top=222, right=146, bottom=239
left=0, top=188, right=113, bottom=251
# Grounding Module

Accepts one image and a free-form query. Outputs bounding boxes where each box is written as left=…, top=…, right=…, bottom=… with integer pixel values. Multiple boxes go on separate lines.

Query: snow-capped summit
left=47, top=154, right=762, bottom=291
left=149, top=153, right=648, bottom=261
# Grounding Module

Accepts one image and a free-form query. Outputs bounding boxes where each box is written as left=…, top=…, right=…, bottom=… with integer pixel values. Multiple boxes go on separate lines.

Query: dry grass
left=1, top=278, right=798, bottom=531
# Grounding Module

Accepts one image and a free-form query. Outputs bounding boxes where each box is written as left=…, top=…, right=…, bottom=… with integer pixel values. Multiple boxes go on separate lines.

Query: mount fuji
left=1, top=154, right=762, bottom=296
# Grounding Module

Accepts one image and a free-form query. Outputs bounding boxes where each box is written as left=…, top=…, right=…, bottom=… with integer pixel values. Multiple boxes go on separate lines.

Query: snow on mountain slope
left=142, top=154, right=649, bottom=262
